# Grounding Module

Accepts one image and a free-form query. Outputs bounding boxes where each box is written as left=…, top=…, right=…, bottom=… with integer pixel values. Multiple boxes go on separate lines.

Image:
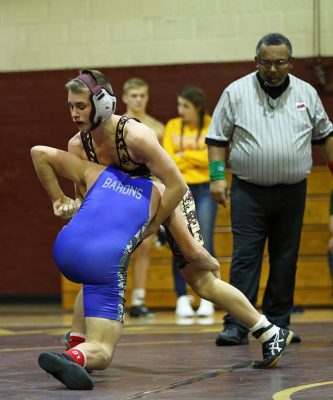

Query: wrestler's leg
left=40, top=272, right=127, bottom=389
left=165, top=209, right=219, bottom=271
left=75, top=317, right=123, bottom=370
left=39, top=315, right=123, bottom=390
left=71, top=287, right=85, bottom=333
left=181, top=266, right=259, bottom=327
left=181, top=266, right=293, bottom=368
left=61, top=288, right=86, bottom=349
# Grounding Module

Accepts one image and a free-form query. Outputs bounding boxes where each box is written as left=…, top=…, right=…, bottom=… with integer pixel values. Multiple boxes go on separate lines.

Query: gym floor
left=0, top=305, right=332, bottom=399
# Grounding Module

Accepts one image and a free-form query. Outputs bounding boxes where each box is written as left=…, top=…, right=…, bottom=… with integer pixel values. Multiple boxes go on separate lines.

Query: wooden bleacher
left=61, top=166, right=333, bottom=310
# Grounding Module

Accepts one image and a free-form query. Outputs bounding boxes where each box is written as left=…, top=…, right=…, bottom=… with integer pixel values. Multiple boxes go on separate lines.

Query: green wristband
left=209, top=160, right=225, bottom=181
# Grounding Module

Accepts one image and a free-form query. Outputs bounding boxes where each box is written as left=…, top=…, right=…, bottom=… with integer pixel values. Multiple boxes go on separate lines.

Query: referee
left=205, top=32, right=333, bottom=346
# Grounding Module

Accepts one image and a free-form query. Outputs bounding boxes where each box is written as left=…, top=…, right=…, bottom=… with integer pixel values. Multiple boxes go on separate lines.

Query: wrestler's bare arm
left=125, top=120, right=187, bottom=232
left=45, top=133, right=86, bottom=219
left=31, top=146, right=102, bottom=217
left=68, top=134, right=87, bottom=201
left=149, top=180, right=164, bottom=224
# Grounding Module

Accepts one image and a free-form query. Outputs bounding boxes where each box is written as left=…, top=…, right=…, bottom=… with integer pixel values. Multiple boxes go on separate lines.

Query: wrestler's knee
left=100, top=347, right=113, bottom=368
left=191, top=249, right=220, bottom=272
left=192, top=285, right=212, bottom=301
left=183, top=269, right=214, bottom=299
left=92, top=343, right=114, bottom=369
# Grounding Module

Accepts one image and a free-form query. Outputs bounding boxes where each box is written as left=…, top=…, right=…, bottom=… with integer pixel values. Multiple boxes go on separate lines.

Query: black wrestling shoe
left=252, top=327, right=293, bottom=369
left=129, top=305, right=153, bottom=318
left=61, top=331, right=71, bottom=350
left=38, top=352, right=94, bottom=390
left=291, top=331, right=301, bottom=343
left=215, top=326, right=249, bottom=346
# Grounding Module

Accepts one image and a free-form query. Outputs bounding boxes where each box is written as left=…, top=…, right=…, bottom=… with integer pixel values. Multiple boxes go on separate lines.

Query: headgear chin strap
left=77, top=70, right=117, bottom=130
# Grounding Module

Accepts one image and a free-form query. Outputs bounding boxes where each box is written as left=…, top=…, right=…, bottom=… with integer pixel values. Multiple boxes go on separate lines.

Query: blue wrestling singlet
left=53, top=166, right=153, bottom=322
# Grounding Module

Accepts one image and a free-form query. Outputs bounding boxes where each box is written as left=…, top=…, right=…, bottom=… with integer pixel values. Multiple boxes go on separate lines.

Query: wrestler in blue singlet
left=53, top=166, right=153, bottom=322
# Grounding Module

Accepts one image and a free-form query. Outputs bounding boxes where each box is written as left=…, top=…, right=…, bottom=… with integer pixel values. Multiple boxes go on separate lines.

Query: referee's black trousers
left=224, top=175, right=307, bottom=333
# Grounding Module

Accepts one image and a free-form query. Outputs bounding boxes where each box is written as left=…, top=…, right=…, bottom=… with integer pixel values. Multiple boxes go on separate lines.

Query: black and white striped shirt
left=206, top=72, right=333, bottom=186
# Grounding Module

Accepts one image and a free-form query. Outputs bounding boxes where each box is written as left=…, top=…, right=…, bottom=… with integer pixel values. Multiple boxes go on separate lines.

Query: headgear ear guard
left=77, top=70, right=117, bottom=130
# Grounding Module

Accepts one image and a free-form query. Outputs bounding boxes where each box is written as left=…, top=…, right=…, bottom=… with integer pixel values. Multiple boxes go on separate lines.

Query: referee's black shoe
left=215, top=326, right=249, bottom=346
left=252, top=327, right=293, bottom=369
left=38, top=352, right=94, bottom=390
left=281, top=326, right=301, bottom=343
left=291, top=332, right=301, bottom=343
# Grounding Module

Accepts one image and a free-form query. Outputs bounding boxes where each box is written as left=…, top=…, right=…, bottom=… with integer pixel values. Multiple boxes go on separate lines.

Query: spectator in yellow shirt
left=163, top=85, right=217, bottom=318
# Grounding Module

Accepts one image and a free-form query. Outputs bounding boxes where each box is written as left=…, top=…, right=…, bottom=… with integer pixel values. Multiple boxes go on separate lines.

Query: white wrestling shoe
left=175, top=295, right=195, bottom=317
left=196, top=299, right=215, bottom=317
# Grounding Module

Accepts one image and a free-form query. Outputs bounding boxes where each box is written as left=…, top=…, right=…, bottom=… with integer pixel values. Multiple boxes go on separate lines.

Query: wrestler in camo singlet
left=53, top=165, right=153, bottom=322
left=80, top=116, right=204, bottom=269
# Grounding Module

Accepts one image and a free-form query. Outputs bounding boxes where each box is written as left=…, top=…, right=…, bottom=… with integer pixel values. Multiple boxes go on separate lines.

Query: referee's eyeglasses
left=258, top=59, right=291, bottom=70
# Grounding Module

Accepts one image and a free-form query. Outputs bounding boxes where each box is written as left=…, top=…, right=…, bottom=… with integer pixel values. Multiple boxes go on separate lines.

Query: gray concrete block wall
left=1, top=0, right=332, bottom=71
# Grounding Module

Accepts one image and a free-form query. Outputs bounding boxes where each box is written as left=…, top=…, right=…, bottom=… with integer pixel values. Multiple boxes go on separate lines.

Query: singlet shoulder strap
left=115, top=116, right=151, bottom=177
left=80, top=131, right=100, bottom=164
left=115, top=116, right=129, bottom=169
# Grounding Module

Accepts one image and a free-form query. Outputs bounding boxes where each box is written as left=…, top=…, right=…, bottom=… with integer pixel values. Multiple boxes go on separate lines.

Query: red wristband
left=328, top=160, right=333, bottom=175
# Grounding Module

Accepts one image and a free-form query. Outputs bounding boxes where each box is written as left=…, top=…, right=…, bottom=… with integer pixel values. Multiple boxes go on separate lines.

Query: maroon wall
left=1, top=58, right=332, bottom=298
